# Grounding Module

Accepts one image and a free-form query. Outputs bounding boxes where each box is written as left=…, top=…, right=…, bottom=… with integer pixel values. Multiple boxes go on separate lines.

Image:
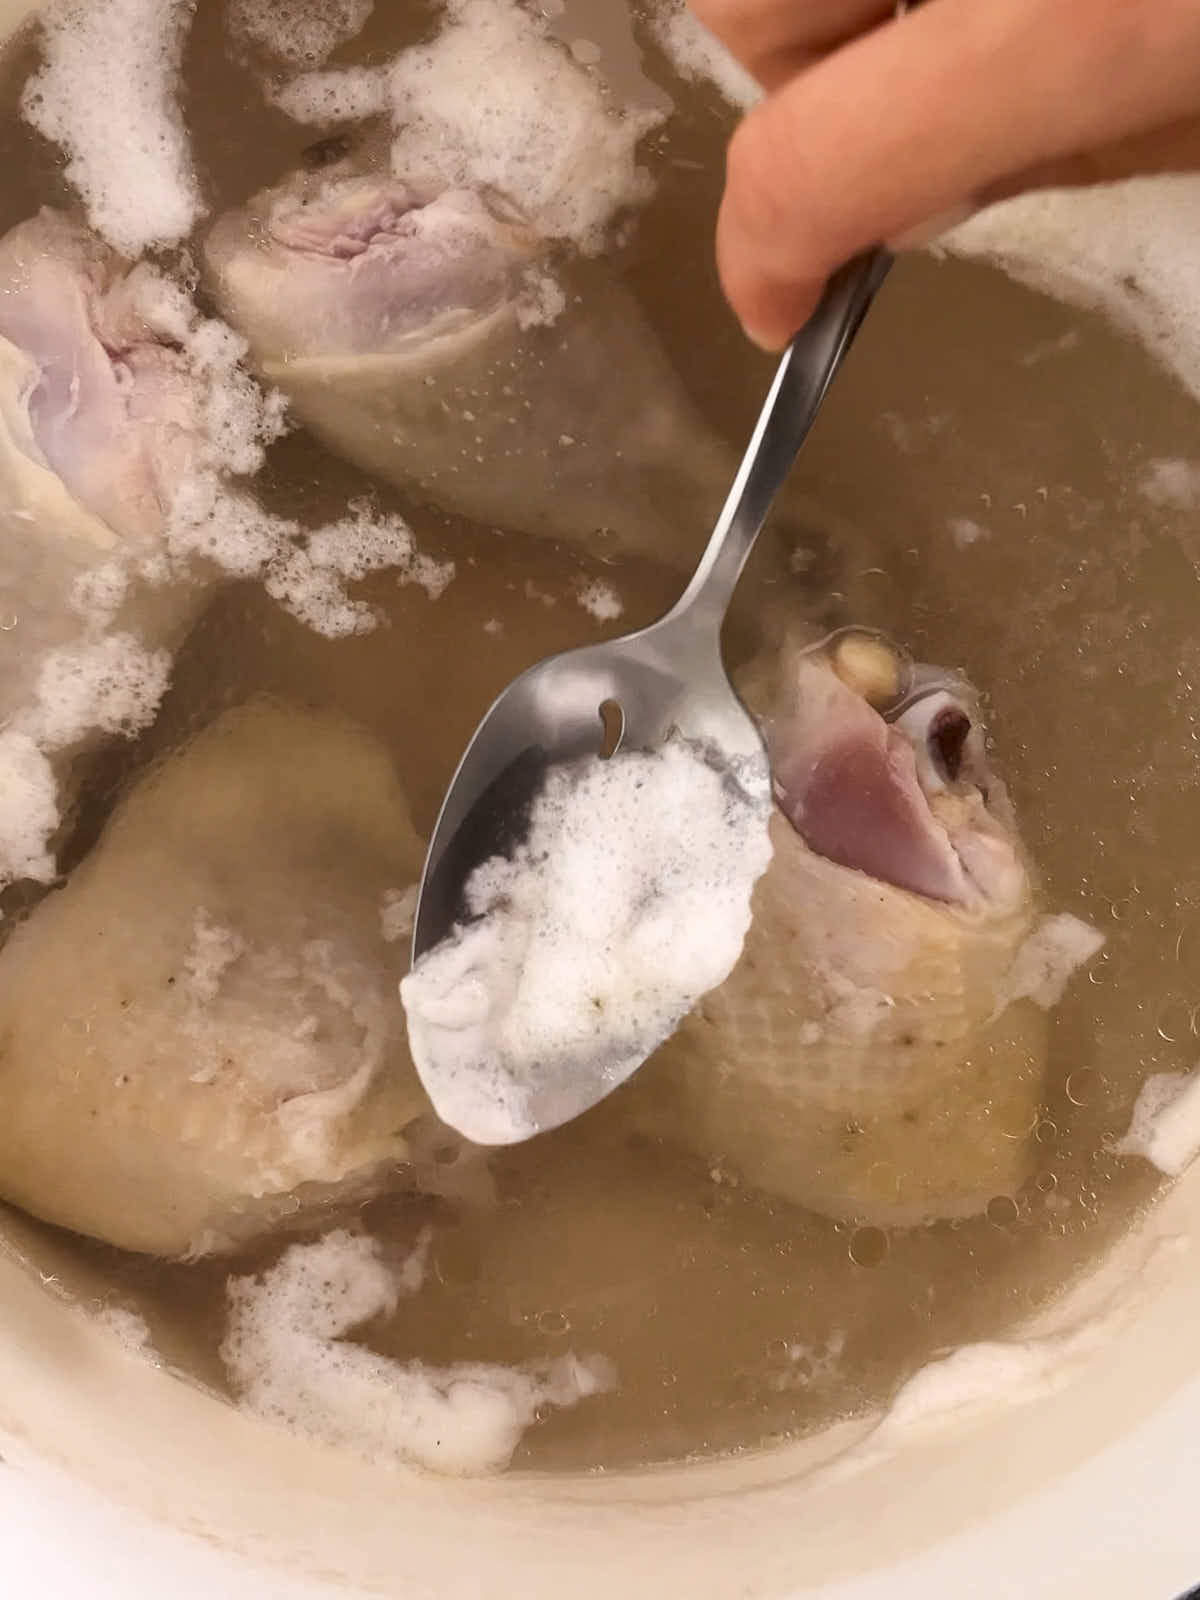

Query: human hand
left=699, top=0, right=1200, bottom=349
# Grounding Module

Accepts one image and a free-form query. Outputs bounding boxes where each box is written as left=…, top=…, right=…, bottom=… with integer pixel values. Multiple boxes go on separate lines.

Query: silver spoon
left=410, top=249, right=892, bottom=1134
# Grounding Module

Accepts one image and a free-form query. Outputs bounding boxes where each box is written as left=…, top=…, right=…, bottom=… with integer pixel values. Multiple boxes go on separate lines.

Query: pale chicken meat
left=0, top=699, right=432, bottom=1258
left=623, top=633, right=1049, bottom=1227
left=204, top=163, right=802, bottom=574
left=0, top=208, right=203, bottom=681
left=0, top=209, right=210, bottom=886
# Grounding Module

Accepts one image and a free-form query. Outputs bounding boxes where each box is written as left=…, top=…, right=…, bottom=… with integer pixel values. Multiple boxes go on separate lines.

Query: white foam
left=995, top=912, right=1106, bottom=1017
left=266, top=502, right=455, bottom=635
left=16, top=634, right=171, bottom=751
left=1114, top=1069, right=1200, bottom=1178
left=0, top=630, right=175, bottom=890
left=272, top=66, right=390, bottom=125
left=169, top=309, right=291, bottom=483
left=184, top=909, right=247, bottom=1004
left=769, top=1330, right=845, bottom=1393
left=1138, top=457, right=1200, bottom=511
left=228, top=0, right=374, bottom=68
left=574, top=577, right=623, bottom=621
left=948, top=516, right=989, bottom=549
left=650, top=1, right=762, bottom=110
left=401, top=737, right=772, bottom=1144
left=830, top=1233, right=1185, bottom=1482
left=516, top=269, right=567, bottom=330
left=272, top=0, right=662, bottom=249
left=945, top=177, right=1200, bottom=405
left=117, top=279, right=452, bottom=641
left=0, top=731, right=60, bottom=887
left=92, top=1305, right=156, bottom=1359
left=383, top=0, right=661, bottom=251
left=379, top=885, right=418, bottom=946
left=69, top=563, right=131, bottom=629
left=22, top=0, right=203, bottom=256
left=397, top=1226, right=433, bottom=1295
left=222, top=1229, right=615, bottom=1474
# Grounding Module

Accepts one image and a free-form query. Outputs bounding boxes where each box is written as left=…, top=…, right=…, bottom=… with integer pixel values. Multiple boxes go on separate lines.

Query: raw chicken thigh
left=0, top=209, right=204, bottom=677
left=0, top=698, right=431, bottom=1258
left=624, top=632, right=1049, bottom=1226
left=0, top=209, right=209, bottom=886
left=205, top=165, right=792, bottom=571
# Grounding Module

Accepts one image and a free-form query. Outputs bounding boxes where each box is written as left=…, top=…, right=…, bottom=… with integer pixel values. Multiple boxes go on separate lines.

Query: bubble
left=986, top=1194, right=1019, bottom=1226
left=1155, top=1000, right=1193, bottom=1044
left=1034, top=1119, right=1058, bottom=1145
left=660, top=1371, right=678, bottom=1388
left=1173, top=922, right=1200, bottom=978
left=536, top=1309, right=570, bottom=1336
left=848, top=1227, right=888, bottom=1268
left=0, top=614, right=17, bottom=632
left=1087, top=954, right=1111, bottom=985
left=1065, top=1068, right=1098, bottom=1107
left=1035, top=1170, right=1058, bottom=1192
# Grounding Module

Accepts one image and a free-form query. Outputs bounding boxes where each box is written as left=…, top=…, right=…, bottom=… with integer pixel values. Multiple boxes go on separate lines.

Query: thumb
left=716, top=0, right=1200, bottom=349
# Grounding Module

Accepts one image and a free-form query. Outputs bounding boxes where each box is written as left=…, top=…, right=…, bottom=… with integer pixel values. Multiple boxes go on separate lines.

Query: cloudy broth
left=0, top=0, right=1191, bottom=1473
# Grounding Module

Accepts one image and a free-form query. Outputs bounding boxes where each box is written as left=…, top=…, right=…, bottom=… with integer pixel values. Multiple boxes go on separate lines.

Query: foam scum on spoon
left=401, top=737, right=772, bottom=1144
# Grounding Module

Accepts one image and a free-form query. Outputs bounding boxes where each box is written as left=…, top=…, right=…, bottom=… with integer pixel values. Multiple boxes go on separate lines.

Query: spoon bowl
left=411, top=250, right=893, bottom=1133
left=411, top=604, right=767, bottom=964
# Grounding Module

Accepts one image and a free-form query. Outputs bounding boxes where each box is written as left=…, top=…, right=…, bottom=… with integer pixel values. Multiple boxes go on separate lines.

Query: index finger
left=717, top=0, right=1200, bottom=348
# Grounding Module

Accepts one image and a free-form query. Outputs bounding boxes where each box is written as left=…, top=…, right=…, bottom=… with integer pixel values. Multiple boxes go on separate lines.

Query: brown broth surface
left=0, top=0, right=1192, bottom=1473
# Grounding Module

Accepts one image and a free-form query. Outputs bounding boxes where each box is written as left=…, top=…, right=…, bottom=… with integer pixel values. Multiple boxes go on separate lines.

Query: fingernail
left=742, top=321, right=789, bottom=354
left=889, top=202, right=979, bottom=252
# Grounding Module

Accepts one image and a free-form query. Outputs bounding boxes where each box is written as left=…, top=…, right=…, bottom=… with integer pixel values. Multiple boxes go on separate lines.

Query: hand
left=699, top=0, right=1200, bottom=349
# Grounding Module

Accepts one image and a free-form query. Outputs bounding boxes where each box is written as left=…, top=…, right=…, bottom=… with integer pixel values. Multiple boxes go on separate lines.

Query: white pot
left=0, top=2, right=1196, bottom=1594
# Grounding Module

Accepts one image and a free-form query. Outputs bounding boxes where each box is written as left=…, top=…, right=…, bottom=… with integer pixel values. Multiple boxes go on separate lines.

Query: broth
left=0, top=0, right=1191, bottom=1474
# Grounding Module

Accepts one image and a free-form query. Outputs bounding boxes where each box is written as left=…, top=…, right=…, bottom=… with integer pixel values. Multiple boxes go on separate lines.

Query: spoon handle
left=672, top=248, right=893, bottom=630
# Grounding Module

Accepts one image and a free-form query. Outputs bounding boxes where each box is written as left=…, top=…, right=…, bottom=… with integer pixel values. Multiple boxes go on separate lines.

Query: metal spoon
left=410, top=249, right=892, bottom=1133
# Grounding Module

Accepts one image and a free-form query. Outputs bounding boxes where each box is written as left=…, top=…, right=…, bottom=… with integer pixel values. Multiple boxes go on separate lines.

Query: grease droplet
left=848, top=1227, right=888, bottom=1268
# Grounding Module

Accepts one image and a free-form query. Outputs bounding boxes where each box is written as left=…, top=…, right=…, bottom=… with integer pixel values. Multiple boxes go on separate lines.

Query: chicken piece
left=204, top=165, right=802, bottom=575
left=623, top=633, right=1054, bottom=1226
left=0, top=209, right=204, bottom=679
left=0, top=209, right=210, bottom=886
left=0, top=698, right=431, bottom=1258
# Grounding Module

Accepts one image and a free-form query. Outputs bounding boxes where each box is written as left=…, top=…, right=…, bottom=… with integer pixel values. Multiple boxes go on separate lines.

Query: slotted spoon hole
left=598, top=699, right=625, bottom=760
